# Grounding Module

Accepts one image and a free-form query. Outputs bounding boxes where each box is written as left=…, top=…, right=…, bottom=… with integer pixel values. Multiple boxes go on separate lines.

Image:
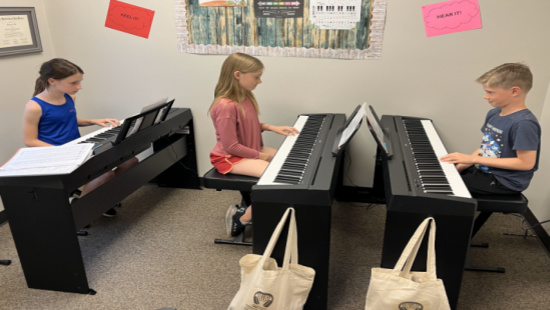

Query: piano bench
left=202, top=168, right=258, bottom=193
left=466, top=193, right=529, bottom=273
left=202, top=168, right=259, bottom=246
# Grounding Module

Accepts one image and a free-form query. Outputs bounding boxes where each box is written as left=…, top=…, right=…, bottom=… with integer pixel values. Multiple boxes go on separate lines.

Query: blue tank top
left=31, top=94, right=81, bottom=145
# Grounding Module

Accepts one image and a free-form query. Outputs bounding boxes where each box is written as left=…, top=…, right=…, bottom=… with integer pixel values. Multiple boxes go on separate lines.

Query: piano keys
left=376, top=115, right=476, bottom=310
left=66, top=99, right=174, bottom=156
left=403, top=118, right=471, bottom=197
left=66, top=121, right=124, bottom=155
left=252, top=113, right=346, bottom=310
left=257, top=114, right=326, bottom=186
left=0, top=107, right=199, bottom=294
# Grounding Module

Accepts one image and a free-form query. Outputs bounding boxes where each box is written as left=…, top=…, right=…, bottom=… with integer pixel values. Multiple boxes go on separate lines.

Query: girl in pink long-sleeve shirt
left=209, top=52, right=298, bottom=237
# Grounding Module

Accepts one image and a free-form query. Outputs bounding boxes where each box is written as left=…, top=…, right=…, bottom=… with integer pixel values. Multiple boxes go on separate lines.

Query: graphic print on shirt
left=478, top=123, right=503, bottom=172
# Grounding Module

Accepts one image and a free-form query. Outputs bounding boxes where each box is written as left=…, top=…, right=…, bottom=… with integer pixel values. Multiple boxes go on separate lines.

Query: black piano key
left=424, top=190, right=454, bottom=194
left=281, top=163, right=306, bottom=170
left=423, top=185, right=452, bottom=190
left=280, top=170, right=306, bottom=177
left=285, top=158, right=309, bottom=165
left=419, top=177, right=449, bottom=183
left=274, top=176, right=301, bottom=184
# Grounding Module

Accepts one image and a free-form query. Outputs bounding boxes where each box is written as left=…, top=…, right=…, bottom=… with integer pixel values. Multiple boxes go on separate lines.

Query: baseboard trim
left=523, top=208, right=550, bottom=257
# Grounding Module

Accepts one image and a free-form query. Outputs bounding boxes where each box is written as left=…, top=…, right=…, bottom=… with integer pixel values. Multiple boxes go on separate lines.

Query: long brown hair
left=209, top=53, right=263, bottom=116
left=34, top=58, right=84, bottom=96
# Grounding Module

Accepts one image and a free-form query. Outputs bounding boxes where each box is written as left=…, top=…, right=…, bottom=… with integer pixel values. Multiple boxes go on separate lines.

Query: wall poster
left=174, top=0, right=386, bottom=59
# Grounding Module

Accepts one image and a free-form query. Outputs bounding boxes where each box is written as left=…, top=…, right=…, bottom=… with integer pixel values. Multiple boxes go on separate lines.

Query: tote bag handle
left=259, top=207, right=299, bottom=271
left=282, top=207, right=298, bottom=270
left=391, top=217, right=437, bottom=280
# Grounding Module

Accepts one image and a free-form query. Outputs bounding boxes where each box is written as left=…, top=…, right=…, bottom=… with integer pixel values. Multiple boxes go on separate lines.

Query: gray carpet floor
left=0, top=185, right=549, bottom=309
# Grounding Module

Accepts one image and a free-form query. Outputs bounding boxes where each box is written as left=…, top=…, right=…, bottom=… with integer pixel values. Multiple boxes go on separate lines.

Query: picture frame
left=0, top=7, right=42, bottom=57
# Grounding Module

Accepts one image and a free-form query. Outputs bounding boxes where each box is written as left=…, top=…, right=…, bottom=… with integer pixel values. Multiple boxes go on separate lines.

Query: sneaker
left=103, top=208, right=117, bottom=217
left=226, top=205, right=247, bottom=237
left=225, top=205, right=237, bottom=236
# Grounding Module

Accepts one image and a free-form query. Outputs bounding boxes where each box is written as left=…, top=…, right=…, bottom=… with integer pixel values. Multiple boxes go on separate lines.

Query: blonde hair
left=476, top=63, right=533, bottom=94
left=34, top=58, right=84, bottom=96
left=209, top=53, right=264, bottom=116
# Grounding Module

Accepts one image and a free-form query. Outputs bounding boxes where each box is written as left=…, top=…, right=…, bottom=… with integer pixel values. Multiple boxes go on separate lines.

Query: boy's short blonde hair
left=476, top=63, right=533, bottom=94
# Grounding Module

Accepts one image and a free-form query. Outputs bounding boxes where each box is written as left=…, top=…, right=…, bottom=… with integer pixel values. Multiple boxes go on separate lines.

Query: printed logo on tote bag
left=253, top=291, right=274, bottom=307
left=398, top=301, right=424, bottom=310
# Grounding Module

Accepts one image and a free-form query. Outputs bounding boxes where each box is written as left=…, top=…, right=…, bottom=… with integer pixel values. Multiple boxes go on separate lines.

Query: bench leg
left=466, top=211, right=506, bottom=273
left=214, top=225, right=252, bottom=246
left=472, top=211, right=493, bottom=238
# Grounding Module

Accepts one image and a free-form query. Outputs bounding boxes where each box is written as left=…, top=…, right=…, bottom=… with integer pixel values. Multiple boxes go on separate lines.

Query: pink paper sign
left=422, top=0, right=482, bottom=37
left=105, top=0, right=155, bottom=39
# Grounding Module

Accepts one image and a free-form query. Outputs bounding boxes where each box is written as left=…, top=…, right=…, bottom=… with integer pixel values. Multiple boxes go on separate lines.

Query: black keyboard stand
left=0, top=108, right=199, bottom=294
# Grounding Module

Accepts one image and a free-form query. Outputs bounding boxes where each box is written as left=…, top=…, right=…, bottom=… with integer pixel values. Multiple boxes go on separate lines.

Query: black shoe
left=103, top=208, right=117, bottom=217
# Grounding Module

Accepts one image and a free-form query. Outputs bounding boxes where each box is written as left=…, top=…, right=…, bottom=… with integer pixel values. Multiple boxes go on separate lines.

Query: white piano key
left=420, top=120, right=471, bottom=198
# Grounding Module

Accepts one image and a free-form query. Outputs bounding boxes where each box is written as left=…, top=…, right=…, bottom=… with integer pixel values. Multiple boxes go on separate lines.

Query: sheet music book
left=0, top=143, right=94, bottom=177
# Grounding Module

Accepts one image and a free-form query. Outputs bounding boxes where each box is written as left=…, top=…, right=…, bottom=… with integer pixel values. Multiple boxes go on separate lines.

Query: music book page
left=0, top=143, right=94, bottom=176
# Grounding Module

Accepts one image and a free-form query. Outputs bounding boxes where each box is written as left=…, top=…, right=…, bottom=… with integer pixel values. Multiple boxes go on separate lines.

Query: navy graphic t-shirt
left=477, top=108, right=540, bottom=191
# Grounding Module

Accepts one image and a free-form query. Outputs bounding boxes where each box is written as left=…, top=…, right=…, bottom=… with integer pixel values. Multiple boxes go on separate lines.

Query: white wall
left=1, top=0, right=549, bottom=231
left=525, top=83, right=550, bottom=225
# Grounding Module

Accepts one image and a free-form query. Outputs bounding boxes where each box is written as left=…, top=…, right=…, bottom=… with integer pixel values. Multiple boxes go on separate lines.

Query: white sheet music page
left=0, top=143, right=94, bottom=176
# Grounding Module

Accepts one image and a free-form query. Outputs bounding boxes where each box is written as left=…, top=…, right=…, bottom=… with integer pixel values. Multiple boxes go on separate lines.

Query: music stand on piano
left=365, top=104, right=393, bottom=159
left=332, top=103, right=365, bottom=157
left=114, top=99, right=174, bottom=145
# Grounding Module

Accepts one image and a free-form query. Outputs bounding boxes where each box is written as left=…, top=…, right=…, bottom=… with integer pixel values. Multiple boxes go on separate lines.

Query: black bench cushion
left=473, top=193, right=528, bottom=214
left=202, top=168, right=258, bottom=192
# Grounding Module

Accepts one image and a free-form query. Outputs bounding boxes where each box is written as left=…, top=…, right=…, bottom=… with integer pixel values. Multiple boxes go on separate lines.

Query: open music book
left=0, top=143, right=94, bottom=177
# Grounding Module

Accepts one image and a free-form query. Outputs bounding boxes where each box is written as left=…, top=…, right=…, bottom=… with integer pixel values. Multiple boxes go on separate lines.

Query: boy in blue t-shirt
left=440, top=63, right=541, bottom=194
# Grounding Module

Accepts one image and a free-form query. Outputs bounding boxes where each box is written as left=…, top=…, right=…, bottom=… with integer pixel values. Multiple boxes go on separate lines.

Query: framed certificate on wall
left=0, top=7, right=42, bottom=57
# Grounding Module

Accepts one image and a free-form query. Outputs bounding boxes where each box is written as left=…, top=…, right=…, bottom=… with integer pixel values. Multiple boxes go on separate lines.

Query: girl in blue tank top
left=23, top=58, right=119, bottom=147
left=22, top=58, right=138, bottom=217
